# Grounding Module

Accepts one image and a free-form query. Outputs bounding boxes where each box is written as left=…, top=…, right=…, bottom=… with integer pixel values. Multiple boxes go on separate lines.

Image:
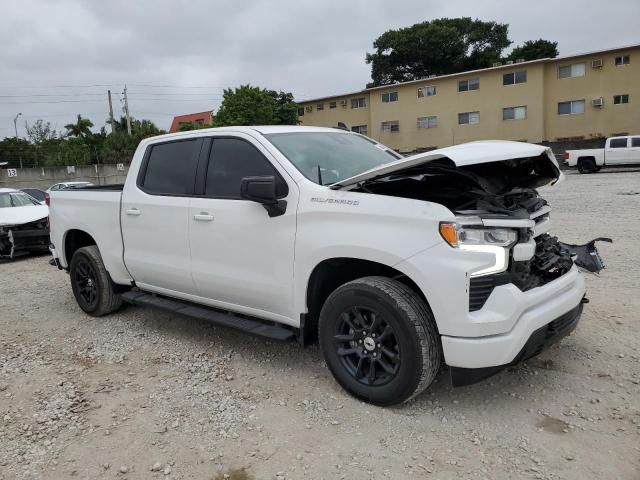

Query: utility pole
left=107, top=90, right=115, bottom=134
left=122, top=85, right=132, bottom=136
left=13, top=112, right=22, bottom=139
left=13, top=113, right=22, bottom=168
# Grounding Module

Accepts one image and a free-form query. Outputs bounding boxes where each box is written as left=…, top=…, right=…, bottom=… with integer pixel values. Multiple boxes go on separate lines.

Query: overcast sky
left=1, top=0, right=638, bottom=138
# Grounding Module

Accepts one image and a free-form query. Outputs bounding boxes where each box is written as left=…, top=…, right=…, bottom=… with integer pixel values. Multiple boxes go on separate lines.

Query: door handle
left=193, top=212, right=214, bottom=222
left=125, top=208, right=141, bottom=216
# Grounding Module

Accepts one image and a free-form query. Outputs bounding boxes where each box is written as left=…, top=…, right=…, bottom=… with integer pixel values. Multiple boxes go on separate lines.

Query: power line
left=0, top=83, right=225, bottom=89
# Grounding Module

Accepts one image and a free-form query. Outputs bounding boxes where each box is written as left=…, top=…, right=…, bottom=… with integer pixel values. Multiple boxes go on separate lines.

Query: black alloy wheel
left=74, top=258, right=99, bottom=308
left=334, top=306, right=401, bottom=386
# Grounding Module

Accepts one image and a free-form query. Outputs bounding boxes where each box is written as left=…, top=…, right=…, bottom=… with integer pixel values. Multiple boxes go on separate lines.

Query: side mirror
left=240, top=176, right=287, bottom=217
left=240, top=176, right=277, bottom=204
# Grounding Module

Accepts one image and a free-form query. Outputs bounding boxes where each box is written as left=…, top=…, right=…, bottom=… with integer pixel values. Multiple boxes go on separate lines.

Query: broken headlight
left=440, top=223, right=517, bottom=276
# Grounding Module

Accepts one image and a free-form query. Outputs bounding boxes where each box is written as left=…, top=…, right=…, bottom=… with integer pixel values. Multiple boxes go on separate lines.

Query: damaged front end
left=0, top=218, right=50, bottom=260
left=344, top=142, right=610, bottom=306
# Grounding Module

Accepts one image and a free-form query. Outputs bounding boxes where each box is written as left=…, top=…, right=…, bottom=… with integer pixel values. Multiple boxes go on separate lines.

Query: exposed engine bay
left=350, top=153, right=610, bottom=306
left=351, top=155, right=558, bottom=218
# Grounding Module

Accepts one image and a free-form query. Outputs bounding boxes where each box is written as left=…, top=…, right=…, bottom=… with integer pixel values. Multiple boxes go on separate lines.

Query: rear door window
left=141, top=139, right=202, bottom=195
left=631, top=137, right=640, bottom=148
left=205, top=138, right=288, bottom=198
left=609, top=138, right=628, bottom=148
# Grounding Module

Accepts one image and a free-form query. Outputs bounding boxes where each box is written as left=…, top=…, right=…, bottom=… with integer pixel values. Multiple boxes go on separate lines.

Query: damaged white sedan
left=0, top=188, right=50, bottom=260
left=48, top=126, right=609, bottom=406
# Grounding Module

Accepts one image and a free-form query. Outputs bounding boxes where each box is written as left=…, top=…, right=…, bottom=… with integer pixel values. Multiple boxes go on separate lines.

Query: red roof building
left=169, top=111, right=214, bottom=132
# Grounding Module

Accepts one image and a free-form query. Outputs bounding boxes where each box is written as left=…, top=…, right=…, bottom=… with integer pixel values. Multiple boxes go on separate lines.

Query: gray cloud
left=1, top=0, right=638, bottom=138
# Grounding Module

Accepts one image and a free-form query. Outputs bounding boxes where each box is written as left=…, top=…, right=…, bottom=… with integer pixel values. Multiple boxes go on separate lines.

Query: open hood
left=0, top=205, right=49, bottom=226
left=330, top=140, right=562, bottom=190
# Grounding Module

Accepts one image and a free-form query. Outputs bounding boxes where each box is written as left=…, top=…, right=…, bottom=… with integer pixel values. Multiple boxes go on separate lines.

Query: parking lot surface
left=1, top=169, right=639, bottom=480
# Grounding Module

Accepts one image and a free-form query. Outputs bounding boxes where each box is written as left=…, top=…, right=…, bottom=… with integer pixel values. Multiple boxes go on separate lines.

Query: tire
left=69, top=245, right=123, bottom=316
left=577, top=158, right=596, bottom=174
left=594, top=166, right=602, bottom=172
left=318, top=276, right=441, bottom=406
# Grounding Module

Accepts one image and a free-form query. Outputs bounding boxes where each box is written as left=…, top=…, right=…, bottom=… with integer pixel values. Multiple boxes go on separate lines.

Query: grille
left=469, top=276, right=495, bottom=312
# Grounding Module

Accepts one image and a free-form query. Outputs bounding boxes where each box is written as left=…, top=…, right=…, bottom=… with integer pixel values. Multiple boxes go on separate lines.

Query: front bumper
left=449, top=301, right=583, bottom=386
left=440, top=265, right=585, bottom=368
left=0, top=221, right=50, bottom=259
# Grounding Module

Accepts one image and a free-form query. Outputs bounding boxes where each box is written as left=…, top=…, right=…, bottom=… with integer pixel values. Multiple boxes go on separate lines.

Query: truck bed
left=49, top=188, right=130, bottom=284
left=70, top=184, right=124, bottom=191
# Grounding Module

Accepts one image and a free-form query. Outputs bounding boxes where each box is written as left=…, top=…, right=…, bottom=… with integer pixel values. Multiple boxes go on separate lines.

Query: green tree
left=0, top=137, right=37, bottom=168
left=506, top=39, right=559, bottom=61
left=99, top=118, right=164, bottom=164
left=178, top=121, right=211, bottom=132
left=214, top=85, right=298, bottom=126
left=64, top=114, right=94, bottom=138
left=25, top=120, right=58, bottom=143
left=366, top=18, right=511, bottom=86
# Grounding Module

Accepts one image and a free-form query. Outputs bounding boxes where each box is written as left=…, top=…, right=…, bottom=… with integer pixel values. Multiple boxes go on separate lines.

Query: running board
left=120, top=291, right=295, bottom=342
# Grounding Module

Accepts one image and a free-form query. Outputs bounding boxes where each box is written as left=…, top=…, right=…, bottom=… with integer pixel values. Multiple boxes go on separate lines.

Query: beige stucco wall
left=543, top=48, right=640, bottom=140
left=299, top=46, right=639, bottom=151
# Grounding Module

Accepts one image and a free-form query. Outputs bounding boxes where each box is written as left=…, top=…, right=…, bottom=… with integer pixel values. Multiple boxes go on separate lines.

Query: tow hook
left=581, top=297, right=590, bottom=304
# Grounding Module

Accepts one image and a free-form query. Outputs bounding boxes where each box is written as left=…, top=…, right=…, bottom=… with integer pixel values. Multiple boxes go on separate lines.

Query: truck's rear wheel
left=318, top=276, right=441, bottom=406
left=69, top=245, right=123, bottom=316
left=577, top=158, right=596, bottom=174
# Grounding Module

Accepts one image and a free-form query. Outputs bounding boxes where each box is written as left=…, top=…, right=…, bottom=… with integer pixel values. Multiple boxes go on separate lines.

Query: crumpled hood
left=0, top=205, right=49, bottom=226
left=331, top=140, right=562, bottom=189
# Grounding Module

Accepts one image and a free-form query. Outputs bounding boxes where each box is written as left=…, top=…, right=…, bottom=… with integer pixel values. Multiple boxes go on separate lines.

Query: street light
left=13, top=112, right=22, bottom=138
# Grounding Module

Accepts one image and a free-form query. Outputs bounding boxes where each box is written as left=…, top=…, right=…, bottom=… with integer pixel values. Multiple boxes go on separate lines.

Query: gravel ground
left=1, top=168, right=639, bottom=480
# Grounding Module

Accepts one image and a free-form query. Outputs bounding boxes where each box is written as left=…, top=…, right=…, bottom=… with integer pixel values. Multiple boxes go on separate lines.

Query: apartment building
left=297, top=45, right=639, bottom=152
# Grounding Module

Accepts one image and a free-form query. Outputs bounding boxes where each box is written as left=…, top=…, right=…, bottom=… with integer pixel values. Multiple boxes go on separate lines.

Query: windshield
left=265, top=132, right=401, bottom=185
left=22, top=189, right=46, bottom=201
left=0, top=192, right=41, bottom=208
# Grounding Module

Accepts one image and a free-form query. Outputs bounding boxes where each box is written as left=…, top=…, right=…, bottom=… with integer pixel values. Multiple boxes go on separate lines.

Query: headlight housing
left=439, top=222, right=517, bottom=248
left=439, top=222, right=518, bottom=276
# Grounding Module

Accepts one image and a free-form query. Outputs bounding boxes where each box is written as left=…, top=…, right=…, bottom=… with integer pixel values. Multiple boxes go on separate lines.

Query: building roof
left=298, top=43, right=640, bottom=103
left=169, top=111, right=214, bottom=132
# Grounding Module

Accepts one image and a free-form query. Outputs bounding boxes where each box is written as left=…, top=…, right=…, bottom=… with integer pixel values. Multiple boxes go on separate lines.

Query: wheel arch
left=63, top=229, right=97, bottom=266
left=301, top=257, right=431, bottom=345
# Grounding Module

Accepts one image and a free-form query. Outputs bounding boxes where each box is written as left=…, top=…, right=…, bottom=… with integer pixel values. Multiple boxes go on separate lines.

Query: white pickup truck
left=49, top=126, right=608, bottom=405
left=564, top=135, right=640, bottom=173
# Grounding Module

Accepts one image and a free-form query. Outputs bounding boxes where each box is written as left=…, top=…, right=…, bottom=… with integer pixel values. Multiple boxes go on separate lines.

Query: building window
left=351, top=125, right=368, bottom=135
left=317, top=103, right=324, bottom=111
left=558, top=63, right=586, bottom=78
left=417, top=86, right=436, bottom=98
left=381, top=120, right=399, bottom=132
left=329, top=101, right=336, bottom=109
left=297, top=107, right=304, bottom=116
left=458, top=111, right=480, bottom=125
left=381, top=91, right=398, bottom=103
left=503, top=106, right=527, bottom=120
left=351, top=97, right=366, bottom=109
left=417, top=116, right=438, bottom=129
left=615, top=55, right=630, bottom=66
left=614, top=94, right=629, bottom=104
left=458, top=78, right=480, bottom=92
left=557, top=100, right=585, bottom=115
left=503, top=71, right=527, bottom=85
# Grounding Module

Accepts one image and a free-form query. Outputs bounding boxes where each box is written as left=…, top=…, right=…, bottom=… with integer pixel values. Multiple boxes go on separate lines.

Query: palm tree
left=64, top=114, right=94, bottom=138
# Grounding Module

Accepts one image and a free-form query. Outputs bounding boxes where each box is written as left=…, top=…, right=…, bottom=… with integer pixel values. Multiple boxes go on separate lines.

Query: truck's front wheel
left=69, top=245, right=123, bottom=316
left=319, top=276, right=441, bottom=406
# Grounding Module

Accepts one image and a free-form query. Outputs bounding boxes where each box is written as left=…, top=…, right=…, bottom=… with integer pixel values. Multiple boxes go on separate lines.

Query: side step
left=120, top=290, right=295, bottom=342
